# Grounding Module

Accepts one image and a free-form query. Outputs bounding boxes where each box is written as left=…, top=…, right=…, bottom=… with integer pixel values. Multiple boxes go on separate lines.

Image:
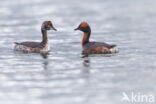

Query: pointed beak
left=74, top=27, right=79, bottom=31
left=52, top=27, right=57, bottom=31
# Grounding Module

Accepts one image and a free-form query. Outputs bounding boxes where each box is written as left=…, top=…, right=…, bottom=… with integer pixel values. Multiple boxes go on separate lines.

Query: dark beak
left=52, top=27, right=57, bottom=31
left=74, top=27, right=79, bottom=31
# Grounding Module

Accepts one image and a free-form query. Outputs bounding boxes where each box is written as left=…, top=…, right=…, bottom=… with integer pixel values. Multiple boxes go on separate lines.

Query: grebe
left=74, top=22, right=118, bottom=54
left=14, top=21, right=57, bottom=53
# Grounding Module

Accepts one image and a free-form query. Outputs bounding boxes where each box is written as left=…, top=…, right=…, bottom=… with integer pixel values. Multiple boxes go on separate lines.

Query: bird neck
left=82, top=31, right=90, bottom=47
left=41, top=29, right=48, bottom=44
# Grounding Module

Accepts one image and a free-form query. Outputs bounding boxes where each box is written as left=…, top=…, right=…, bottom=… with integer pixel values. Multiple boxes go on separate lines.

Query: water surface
left=0, top=0, right=156, bottom=104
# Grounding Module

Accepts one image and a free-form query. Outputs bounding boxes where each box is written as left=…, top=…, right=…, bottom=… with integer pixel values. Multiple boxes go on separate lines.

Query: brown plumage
left=74, top=22, right=119, bottom=54
left=14, top=21, right=57, bottom=53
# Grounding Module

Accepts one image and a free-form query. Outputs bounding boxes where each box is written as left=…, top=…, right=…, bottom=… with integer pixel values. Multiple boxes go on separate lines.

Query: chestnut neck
left=41, top=29, right=48, bottom=44
left=82, top=31, right=91, bottom=46
left=82, top=26, right=91, bottom=46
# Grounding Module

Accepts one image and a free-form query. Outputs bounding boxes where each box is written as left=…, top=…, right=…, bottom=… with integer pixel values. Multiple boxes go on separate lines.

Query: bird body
left=14, top=21, right=56, bottom=53
left=75, top=22, right=119, bottom=54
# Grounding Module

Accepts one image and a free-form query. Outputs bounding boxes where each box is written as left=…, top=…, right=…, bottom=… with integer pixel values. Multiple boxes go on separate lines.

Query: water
left=0, top=0, right=156, bottom=104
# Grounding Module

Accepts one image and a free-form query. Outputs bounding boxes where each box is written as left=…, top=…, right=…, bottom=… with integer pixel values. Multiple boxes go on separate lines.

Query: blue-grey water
left=0, top=0, right=156, bottom=104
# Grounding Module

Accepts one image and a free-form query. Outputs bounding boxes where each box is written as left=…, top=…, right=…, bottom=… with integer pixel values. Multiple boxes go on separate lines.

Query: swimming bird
left=74, top=22, right=118, bottom=54
left=14, top=21, right=57, bottom=53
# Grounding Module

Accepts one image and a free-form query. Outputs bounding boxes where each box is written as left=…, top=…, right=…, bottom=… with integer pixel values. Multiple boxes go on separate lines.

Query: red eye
left=49, top=23, right=52, bottom=27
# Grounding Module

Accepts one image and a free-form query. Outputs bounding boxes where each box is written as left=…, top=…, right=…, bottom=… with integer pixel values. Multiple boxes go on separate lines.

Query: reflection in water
left=40, top=53, right=49, bottom=70
left=98, top=54, right=115, bottom=57
left=1, top=0, right=156, bottom=104
left=82, top=58, right=90, bottom=75
left=82, top=53, right=115, bottom=58
left=40, top=53, right=49, bottom=59
left=42, top=60, right=49, bottom=70
left=83, top=59, right=90, bottom=67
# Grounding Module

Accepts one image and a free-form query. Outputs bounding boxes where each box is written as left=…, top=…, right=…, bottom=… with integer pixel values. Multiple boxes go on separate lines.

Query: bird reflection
left=40, top=52, right=49, bottom=59
left=40, top=53, right=49, bottom=70
left=42, top=60, right=49, bottom=70
left=81, top=52, right=115, bottom=58
left=81, top=57, right=90, bottom=75
left=83, top=59, right=90, bottom=67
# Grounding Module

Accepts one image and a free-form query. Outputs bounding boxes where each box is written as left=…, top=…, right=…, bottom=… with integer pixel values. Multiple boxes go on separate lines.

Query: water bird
left=14, top=21, right=57, bottom=53
left=74, top=22, right=118, bottom=54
